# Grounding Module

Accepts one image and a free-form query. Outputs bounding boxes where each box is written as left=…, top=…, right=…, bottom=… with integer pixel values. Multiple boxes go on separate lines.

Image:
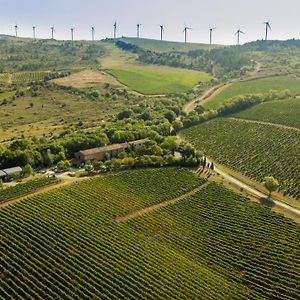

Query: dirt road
left=206, top=158, right=300, bottom=217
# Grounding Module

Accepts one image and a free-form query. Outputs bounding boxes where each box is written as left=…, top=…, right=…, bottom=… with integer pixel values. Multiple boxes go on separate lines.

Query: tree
left=264, top=176, right=279, bottom=198
left=93, top=161, right=105, bottom=172
left=43, top=149, right=54, bottom=167
left=164, top=110, right=177, bottom=123
left=57, top=160, right=71, bottom=172
left=22, top=164, right=34, bottom=177
left=172, top=120, right=183, bottom=132
left=0, top=179, right=3, bottom=189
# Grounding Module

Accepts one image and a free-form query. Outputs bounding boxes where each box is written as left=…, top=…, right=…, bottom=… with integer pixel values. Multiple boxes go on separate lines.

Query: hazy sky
left=0, top=0, right=299, bottom=44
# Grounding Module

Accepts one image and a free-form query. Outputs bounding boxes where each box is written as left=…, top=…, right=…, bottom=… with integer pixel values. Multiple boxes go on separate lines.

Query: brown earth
left=52, top=69, right=123, bottom=89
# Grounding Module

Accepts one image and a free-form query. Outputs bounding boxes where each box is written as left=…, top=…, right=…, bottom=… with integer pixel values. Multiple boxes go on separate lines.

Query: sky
left=0, top=0, right=299, bottom=45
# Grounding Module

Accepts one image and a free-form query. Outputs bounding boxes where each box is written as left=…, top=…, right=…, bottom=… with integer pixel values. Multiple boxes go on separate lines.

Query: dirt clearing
left=52, top=69, right=122, bottom=89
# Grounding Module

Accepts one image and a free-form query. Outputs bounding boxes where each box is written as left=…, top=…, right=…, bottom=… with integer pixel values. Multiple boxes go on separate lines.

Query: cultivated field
left=107, top=65, right=211, bottom=95
left=0, top=168, right=299, bottom=299
left=203, top=76, right=300, bottom=109
left=182, top=118, right=300, bottom=199
left=101, top=42, right=212, bottom=95
left=232, top=98, right=300, bottom=128
left=0, top=177, right=59, bottom=204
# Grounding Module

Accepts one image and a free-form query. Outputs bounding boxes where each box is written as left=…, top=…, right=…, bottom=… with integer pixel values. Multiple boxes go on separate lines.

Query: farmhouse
left=75, top=139, right=148, bottom=163
left=0, top=166, right=23, bottom=180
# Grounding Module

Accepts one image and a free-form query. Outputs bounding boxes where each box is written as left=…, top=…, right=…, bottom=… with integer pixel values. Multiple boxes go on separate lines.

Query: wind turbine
left=183, top=25, right=192, bottom=43
left=137, top=23, right=142, bottom=38
left=209, top=27, right=216, bottom=45
left=14, top=24, right=18, bottom=37
left=51, top=27, right=55, bottom=39
left=264, top=21, right=271, bottom=41
left=32, top=26, right=36, bottom=39
left=160, top=25, right=164, bottom=41
left=91, top=26, right=95, bottom=41
left=235, top=28, right=245, bottom=46
left=71, top=28, right=74, bottom=42
left=113, top=22, right=117, bottom=39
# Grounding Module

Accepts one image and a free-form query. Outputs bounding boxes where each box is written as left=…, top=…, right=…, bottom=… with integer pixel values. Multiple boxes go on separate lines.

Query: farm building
left=0, top=166, right=22, bottom=180
left=75, top=139, right=148, bottom=163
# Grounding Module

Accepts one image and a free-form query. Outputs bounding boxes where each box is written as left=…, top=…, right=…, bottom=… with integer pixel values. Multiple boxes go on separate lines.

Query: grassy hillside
left=182, top=118, right=300, bottom=199
left=107, top=65, right=211, bottom=94
left=119, top=37, right=221, bottom=52
left=0, top=38, right=106, bottom=73
left=0, top=168, right=299, bottom=299
left=204, top=76, right=300, bottom=109
left=232, top=98, right=300, bottom=128
left=0, top=84, right=144, bottom=142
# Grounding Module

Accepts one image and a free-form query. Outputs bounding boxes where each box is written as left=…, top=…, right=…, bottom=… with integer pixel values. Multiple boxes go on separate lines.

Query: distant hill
left=117, top=37, right=223, bottom=53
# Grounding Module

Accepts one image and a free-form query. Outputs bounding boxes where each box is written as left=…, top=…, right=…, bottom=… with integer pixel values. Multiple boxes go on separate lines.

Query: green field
left=107, top=65, right=211, bottom=94
left=119, top=37, right=221, bottom=53
left=0, top=168, right=299, bottom=299
left=233, top=98, right=300, bottom=128
left=182, top=118, right=300, bottom=199
left=204, top=76, right=300, bottom=109
left=0, top=177, right=59, bottom=204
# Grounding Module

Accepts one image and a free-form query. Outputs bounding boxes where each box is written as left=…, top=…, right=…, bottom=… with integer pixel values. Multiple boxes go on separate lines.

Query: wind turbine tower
left=91, top=27, right=95, bottom=41
left=14, top=25, right=18, bottom=37
left=137, top=23, right=142, bottom=38
left=235, top=28, right=245, bottom=46
left=209, top=27, right=216, bottom=45
left=264, top=21, right=271, bottom=40
left=113, top=22, right=117, bottom=39
left=183, top=25, right=192, bottom=43
left=160, top=25, right=164, bottom=41
left=32, top=26, right=36, bottom=39
left=51, top=27, right=55, bottom=39
left=71, top=28, right=74, bottom=42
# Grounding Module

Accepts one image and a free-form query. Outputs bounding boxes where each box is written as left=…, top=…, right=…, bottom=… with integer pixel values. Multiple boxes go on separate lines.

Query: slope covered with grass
left=204, top=76, right=300, bottom=109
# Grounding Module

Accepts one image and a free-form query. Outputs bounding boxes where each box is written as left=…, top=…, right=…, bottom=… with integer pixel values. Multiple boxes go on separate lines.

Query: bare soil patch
left=52, top=69, right=122, bottom=89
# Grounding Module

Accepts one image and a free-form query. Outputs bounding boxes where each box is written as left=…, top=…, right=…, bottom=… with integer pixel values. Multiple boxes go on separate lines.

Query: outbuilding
left=0, top=166, right=23, bottom=180
left=75, top=139, right=148, bottom=164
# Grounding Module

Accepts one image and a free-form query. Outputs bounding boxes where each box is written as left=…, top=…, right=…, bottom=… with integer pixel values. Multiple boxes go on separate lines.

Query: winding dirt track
left=206, top=159, right=300, bottom=217
left=229, top=117, right=300, bottom=132
left=116, top=182, right=210, bottom=223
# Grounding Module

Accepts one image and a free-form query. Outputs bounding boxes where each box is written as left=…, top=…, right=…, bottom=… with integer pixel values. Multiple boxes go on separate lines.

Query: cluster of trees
left=83, top=138, right=204, bottom=175
left=0, top=95, right=194, bottom=171
left=181, top=89, right=293, bottom=129
left=115, top=40, right=252, bottom=79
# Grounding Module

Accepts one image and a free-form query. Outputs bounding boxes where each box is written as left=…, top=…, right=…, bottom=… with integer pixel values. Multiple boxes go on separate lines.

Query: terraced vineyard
left=232, top=98, right=300, bottom=128
left=11, top=71, right=54, bottom=83
left=0, top=177, right=59, bottom=204
left=0, top=169, right=299, bottom=299
left=182, top=118, right=300, bottom=199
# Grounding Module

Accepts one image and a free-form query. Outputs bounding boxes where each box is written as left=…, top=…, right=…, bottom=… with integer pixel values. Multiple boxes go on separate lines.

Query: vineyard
left=0, top=176, right=59, bottom=204
left=232, top=98, right=300, bottom=128
left=0, top=168, right=299, bottom=299
left=182, top=118, right=300, bottom=199
left=204, top=76, right=300, bottom=109
left=129, top=183, right=300, bottom=300
left=11, top=72, right=54, bottom=84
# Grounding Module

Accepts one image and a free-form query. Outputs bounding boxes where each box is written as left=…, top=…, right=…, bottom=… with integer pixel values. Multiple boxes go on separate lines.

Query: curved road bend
left=207, top=159, right=300, bottom=217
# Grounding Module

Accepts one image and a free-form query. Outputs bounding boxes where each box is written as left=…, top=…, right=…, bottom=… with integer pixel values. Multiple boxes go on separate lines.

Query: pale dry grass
left=52, top=69, right=122, bottom=89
